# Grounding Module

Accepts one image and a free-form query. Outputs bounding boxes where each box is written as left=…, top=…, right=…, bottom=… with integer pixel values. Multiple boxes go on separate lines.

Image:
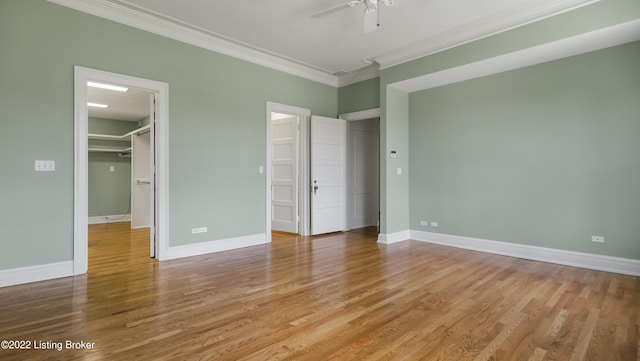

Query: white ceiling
left=88, top=86, right=150, bottom=121
left=102, top=0, right=597, bottom=77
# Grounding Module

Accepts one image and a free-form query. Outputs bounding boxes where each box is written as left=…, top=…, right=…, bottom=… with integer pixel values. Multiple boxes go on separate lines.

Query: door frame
left=73, top=66, right=169, bottom=274
left=265, top=102, right=311, bottom=240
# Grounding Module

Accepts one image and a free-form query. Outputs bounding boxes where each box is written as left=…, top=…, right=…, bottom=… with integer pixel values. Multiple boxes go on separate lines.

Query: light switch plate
left=35, top=160, right=55, bottom=172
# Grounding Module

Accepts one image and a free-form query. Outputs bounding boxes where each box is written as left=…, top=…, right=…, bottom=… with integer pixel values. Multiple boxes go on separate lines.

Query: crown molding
left=47, top=0, right=602, bottom=88
left=47, top=0, right=339, bottom=87
left=339, top=108, right=381, bottom=121
left=338, top=65, right=381, bottom=87
left=390, top=19, right=640, bottom=93
left=375, top=0, right=601, bottom=69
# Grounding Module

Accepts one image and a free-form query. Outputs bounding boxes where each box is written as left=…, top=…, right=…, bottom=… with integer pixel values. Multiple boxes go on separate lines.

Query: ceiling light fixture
left=87, top=102, right=109, bottom=108
left=87, top=81, right=129, bottom=92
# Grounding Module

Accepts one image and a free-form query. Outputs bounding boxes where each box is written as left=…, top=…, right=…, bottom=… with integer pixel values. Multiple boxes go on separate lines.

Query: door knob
left=313, top=180, right=318, bottom=194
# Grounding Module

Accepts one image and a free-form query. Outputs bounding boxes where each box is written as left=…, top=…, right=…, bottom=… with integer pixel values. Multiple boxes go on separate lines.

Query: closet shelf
left=88, top=125, right=151, bottom=141
left=88, top=133, right=129, bottom=141
left=88, top=147, right=131, bottom=153
left=123, top=125, right=150, bottom=137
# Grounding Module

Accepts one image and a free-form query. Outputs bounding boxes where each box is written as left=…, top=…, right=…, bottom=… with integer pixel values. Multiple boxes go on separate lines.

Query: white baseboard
left=88, top=214, right=131, bottom=224
left=163, top=233, right=268, bottom=260
left=377, top=230, right=410, bottom=244
left=0, top=261, right=74, bottom=288
left=1, top=233, right=268, bottom=288
left=411, top=230, right=640, bottom=277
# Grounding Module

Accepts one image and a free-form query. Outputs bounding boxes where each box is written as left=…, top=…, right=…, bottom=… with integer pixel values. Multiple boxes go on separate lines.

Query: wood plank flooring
left=0, top=222, right=638, bottom=360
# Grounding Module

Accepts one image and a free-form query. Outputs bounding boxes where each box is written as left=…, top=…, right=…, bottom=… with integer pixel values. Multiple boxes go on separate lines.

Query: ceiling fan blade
left=311, top=0, right=363, bottom=18
left=363, top=8, right=378, bottom=33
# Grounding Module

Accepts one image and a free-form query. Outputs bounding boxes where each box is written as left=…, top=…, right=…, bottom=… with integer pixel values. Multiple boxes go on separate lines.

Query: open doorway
left=74, top=66, right=169, bottom=275
left=266, top=102, right=311, bottom=240
left=341, top=109, right=381, bottom=236
left=346, top=117, right=380, bottom=232
left=266, top=104, right=381, bottom=239
left=86, top=84, right=152, bottom=272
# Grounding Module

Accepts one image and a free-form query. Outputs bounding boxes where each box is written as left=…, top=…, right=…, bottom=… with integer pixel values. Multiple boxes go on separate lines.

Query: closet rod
left=135, top=128, right=151, bottom=136
left=122, top=124, right=151, bottom=138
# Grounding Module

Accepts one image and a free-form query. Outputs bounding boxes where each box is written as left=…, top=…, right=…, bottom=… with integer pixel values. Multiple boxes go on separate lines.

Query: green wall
left=409, top=42, right=640, bottom=259
left=88, top=117, right=139, bottom=135
left=1, top=0, right=638, bottom=273
left=88, top=153, right=131, bottom=217
left=380, top=86, right=410, bottom=234
left=88, top=117, right=138, bottom=217
left=338, top=77, right=380, bottom=114
left=377, top=0, right=640, bottom=250
left=0, top=0, right=337, bottom=270
left=383, top=0, right=640, bottom=85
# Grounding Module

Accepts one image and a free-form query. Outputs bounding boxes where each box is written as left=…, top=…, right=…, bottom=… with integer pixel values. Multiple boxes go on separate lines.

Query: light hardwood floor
left=0, top=222, right=638, bottom=360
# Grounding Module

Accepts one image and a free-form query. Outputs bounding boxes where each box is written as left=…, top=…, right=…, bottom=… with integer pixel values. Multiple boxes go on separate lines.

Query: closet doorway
left=74, top=66, right=169, bottom=275
left=87, top=84, right=153, bottom=269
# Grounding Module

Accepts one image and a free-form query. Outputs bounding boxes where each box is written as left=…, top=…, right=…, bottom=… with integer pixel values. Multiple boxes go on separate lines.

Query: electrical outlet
left=591, top=235, right=604, bottom=243
left=430, top=221, right=438, bottom=227
left=420, top=221, right=428, bottom=226
left=191, top=227, right=207, bottom=234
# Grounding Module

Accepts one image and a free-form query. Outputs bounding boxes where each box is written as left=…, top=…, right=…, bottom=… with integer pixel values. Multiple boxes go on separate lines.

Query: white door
left=311, top=116, right=346, bottom=235
left=271, top=116, right=299, bottom=233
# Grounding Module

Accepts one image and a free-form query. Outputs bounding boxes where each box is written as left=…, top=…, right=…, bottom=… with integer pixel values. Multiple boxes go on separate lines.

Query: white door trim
left=265, top=102, right=311, bottom=240
left=74, top=66, right=170, bottom=274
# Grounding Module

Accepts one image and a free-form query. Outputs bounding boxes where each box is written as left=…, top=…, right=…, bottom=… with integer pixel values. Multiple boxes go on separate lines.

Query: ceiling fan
left=311, top=0, right=394, bottom=33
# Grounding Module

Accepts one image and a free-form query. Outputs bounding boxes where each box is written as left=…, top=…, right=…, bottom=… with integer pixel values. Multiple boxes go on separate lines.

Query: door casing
left=266, top=102, right=311, bottom=239
left=74, top=66, right=169, bottom=274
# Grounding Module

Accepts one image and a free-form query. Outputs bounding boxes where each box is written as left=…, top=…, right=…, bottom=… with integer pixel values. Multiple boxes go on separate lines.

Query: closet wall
left=88, top=117, right=138, bottom=220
